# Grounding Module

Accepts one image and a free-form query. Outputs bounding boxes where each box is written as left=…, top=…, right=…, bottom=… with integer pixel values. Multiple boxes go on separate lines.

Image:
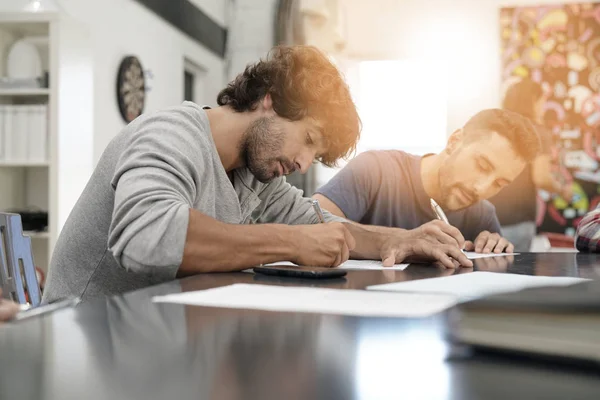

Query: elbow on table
left=108, top=232, right=181, bottom=278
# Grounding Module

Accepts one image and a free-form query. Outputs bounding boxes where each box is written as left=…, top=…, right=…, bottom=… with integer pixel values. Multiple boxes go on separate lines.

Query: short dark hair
left=217, top=45, right=360, bottom=167
left=462, top=108, right=541, bottom=162
left=502, top=78, right=544, bottom=120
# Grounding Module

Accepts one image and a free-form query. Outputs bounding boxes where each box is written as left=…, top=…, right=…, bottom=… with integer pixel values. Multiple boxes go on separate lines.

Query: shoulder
left=347, top=150, right=413, bottom=169
left=126, top=102, right=213, bottom=150
left=109, top=102, right=218, bottom=176
left=140, top=101, right=208, bottom=132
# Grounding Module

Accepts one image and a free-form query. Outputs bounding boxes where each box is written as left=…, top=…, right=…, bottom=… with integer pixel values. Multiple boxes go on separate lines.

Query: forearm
left=179, top=209, right=297, bottom=275
left=344, top=222, right=399, bottom=259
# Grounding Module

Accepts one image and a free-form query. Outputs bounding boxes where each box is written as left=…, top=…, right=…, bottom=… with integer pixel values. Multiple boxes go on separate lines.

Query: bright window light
left=356, top=59, right=448, bottom=156
left=314, top=59, right=449, bottom=190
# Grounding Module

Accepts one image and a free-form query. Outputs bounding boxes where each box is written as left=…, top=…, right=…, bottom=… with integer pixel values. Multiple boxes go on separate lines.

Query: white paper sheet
left=267, top=259, right=409, bottom=270
left=464, top=252, right=519, bottom=259
left=153, top=284, right=457, bottom=318
left=367, top=271, right=589, bottom=301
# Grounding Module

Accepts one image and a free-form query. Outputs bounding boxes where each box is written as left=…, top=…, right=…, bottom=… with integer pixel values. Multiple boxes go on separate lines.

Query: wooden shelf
left=0, top=161, right=49, bottom=167
left=0, top=88, right=49, bottom=96
left=23, top=231, right=49, bottom=239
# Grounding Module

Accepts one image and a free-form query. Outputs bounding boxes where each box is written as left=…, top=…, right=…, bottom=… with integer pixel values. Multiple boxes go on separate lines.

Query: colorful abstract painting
left=500, top=3, right=600, bottom=237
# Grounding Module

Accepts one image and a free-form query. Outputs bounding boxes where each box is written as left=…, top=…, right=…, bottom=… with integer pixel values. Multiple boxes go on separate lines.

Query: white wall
left=57, top=0, right=227, bottom=163
left=342, top=0, right=585, bottom=137
left=226, top=0, right=277, bottom=81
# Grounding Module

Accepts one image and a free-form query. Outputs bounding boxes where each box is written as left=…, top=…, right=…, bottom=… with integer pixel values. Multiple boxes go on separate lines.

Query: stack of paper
left=153, top=284, right=458, bottom=318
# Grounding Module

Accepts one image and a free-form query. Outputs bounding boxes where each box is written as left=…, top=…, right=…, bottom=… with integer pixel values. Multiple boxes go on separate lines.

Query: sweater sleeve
left=256, top=177, right=347, bottom=225
left=107, top=109, right=203, bottom=278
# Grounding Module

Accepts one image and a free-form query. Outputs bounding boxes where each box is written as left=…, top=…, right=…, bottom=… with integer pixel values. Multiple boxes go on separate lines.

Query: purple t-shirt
left=315, top=150, right=501, bottom=241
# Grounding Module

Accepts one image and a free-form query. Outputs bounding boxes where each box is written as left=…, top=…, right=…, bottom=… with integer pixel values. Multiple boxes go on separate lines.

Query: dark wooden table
left=2, top=253, right=600, bottom=400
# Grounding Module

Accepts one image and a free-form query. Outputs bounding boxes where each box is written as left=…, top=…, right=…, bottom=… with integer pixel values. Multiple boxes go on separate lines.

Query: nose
left=473, top=176, right=494, bottom=198
left=296, top=150, right=316, bottom=174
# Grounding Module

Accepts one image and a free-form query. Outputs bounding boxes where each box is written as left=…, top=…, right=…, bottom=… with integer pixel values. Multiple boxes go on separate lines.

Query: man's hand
left=464, top=231, right=514, bottom=254
left=0, top=289, right=19, bottom=322
left=291, top=223, right=356, bottom=267
left=379, top=236, right=473, bottom=269
left=409, top=220, right=465, bottom=248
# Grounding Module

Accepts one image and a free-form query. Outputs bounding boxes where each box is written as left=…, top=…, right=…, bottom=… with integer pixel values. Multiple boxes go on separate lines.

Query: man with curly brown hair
left=43, top=45, right=471, bottom=302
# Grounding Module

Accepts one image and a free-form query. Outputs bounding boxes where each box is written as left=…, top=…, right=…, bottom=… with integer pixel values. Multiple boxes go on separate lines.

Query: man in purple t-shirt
left=314, top=109, right=540, bottom=254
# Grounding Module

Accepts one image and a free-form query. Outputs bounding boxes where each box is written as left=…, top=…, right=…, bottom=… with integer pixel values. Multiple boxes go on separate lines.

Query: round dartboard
left=116, top=56, right=145, bottom=123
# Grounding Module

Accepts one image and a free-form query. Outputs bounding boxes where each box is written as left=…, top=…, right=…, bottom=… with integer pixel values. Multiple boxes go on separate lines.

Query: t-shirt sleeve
left=314, top=151, right=381, bottom=221
left=463, top=200, right=502, bottom=241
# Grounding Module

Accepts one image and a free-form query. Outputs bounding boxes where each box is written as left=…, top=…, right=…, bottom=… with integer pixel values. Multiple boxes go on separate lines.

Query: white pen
left=430, top=198, right=449, bottom=224
left=311, top=199, right=326, bottom=223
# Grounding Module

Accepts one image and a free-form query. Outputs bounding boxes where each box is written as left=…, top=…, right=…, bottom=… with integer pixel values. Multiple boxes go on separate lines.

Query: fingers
left=430, top=248, right=456, bottom=269
left=380, top=247, right=397, bottom=267
left=437, top=222, right=465, bottom=248
left=0, top=300, right=19, bottom=322
left=464, top=240, right=474, bottom=251
left=422, top=221, right=464, bottom=248
left=340, top=242, right=350, bottom=265
left=331, top=241, right=350, bottom=268
left=473, top=231, right=511, bottom=254
left=331, top=251, right=342, bottom=268
left=506, top=242, right=515, bottom=253
left=444, top=245, right=473, bottom=268
left=492, top=237, right=510, bottom=253
left=328, top=223, right=354, bottom=267
left=480, top=233, right=503, bottom=253
left=422, top=243, right=473, bottom=269
left=474, top=231, right=490, bottom=253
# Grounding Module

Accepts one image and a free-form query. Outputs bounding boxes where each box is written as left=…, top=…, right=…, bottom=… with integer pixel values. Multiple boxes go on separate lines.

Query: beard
left=437, top=155, right=478, bottom=210
left=240, top=117, right=294, bottom=183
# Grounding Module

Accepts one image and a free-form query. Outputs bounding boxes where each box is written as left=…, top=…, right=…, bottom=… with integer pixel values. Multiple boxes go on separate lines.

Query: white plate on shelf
left=6, top=39, right=42, bottom=80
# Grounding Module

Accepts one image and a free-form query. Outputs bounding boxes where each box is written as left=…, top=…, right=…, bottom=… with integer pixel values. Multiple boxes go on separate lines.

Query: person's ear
left=446, top=129, right=463, bottom=154
left=261, top=93, right=273, bottom=112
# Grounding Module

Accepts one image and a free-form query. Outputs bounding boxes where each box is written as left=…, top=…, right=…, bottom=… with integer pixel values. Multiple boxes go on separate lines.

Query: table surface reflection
left=2, top=253, right=600, bottom=400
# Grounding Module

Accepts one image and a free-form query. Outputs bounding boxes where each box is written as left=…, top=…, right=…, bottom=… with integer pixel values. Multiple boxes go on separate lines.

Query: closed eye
left=477, top=160, right=489, bottom=172
left=305, top=132, right=314, bottom=145
left=477, top=157, right=493, bottom=173
left=495, top=179, right=509, bottom=188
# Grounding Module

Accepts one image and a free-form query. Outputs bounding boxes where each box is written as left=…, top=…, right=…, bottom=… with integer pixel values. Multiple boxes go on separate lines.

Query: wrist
left=269, top=224, right=300, bottom=261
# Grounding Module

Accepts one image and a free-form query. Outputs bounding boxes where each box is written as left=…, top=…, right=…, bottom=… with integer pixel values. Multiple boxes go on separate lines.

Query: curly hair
left=217, top=45, right=360, bottom=167
left=462, top=108, right=541, bottom=162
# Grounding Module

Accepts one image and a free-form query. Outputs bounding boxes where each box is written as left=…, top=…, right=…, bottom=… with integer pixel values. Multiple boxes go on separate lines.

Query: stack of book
left=448, top=279, right=600, bottom=364
left=0, top=104, right=48, bottom=163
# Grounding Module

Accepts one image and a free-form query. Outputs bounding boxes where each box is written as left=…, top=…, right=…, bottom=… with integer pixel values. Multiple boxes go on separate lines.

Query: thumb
left=381, top=248, right=396, bottom=267
left=463, top=240, right=474, bottom=251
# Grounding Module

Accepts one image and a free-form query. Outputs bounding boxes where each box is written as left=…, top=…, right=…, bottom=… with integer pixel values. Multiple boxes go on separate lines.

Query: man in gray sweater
left=43, top=45, right=471, bottom=302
